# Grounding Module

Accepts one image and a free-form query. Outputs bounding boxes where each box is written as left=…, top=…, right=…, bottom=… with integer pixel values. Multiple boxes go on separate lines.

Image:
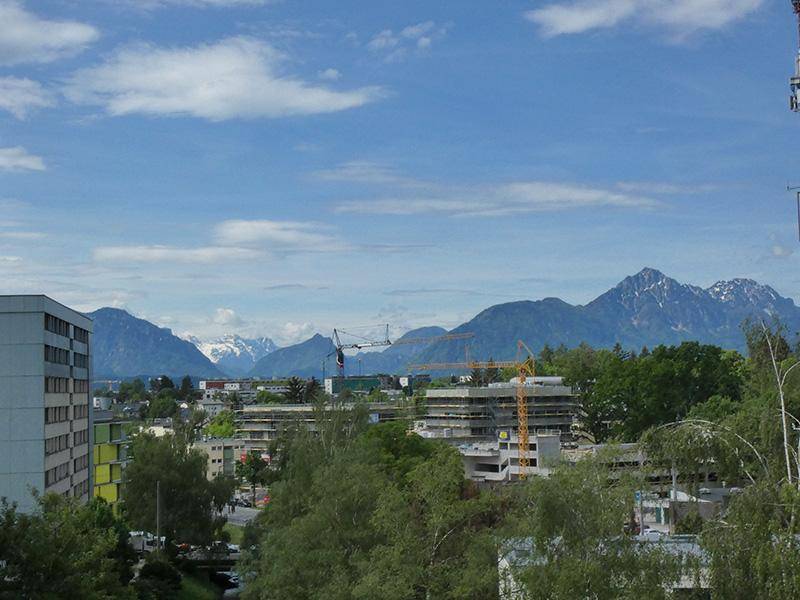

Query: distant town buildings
left=0, top=296, right=93, bottom=511
left=194, top=437, right=246, bottom=480
left=236, top=401, right=405, bottom=452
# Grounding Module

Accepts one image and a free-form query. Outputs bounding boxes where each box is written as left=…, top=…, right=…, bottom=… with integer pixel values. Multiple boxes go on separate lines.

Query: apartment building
left=194, top=437, right=246, bottom=480
left=0, top=296, right=92, bottom=512
left=236, top=401, right=406, bottom=451
left=93, top=409, right=129, bottom=512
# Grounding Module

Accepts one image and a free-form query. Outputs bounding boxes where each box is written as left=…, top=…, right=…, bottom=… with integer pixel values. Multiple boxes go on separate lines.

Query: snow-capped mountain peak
left=188, top=334, right=278, bottom=376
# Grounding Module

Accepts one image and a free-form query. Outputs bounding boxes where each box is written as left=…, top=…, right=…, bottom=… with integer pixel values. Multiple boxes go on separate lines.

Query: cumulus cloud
left=335, top=181, right=658, bottom=217
left=278, top=321, right=317, bottom=345
left=0, top=146, right=45, bottom=171
left=0, top=1, right=98, bottom=66
left=93, top=245, right=261, bottom=264
left=367, top=21, right=448, bottom=61
left=0, top=77, right=55, bottom=119
left=213, top=219, right=347, bottom=250
left=318, top=68, right=341, bottom=81
left=212, top=307, right=244, bottom=327
left=525, top=0, right=764, bottom=38
left=65, top=36, right=383, bottom=121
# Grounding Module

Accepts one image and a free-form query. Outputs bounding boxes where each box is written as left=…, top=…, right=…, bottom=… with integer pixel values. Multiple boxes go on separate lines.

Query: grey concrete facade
left=0, top=295, right=92, bottom=512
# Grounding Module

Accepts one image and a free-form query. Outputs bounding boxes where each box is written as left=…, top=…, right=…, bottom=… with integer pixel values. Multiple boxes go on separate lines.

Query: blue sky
left=1, top=0, right=798, bottom=345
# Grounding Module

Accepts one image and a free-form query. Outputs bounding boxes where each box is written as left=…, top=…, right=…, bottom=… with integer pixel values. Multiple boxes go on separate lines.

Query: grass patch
left=224, top=522, right=244, bottom=545
left=178, top=573, right=220, bottom=600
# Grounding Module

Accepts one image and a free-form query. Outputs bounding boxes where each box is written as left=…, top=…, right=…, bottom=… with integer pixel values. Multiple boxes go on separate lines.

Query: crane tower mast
left=790, top=1, right=800, bottom=111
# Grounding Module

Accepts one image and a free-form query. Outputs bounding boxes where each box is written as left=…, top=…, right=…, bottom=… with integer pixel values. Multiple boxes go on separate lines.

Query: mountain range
left=185, top=334, right=277, bottom=376
left=89, top=307, right=225, bottom=380
left=87, top=268, right=800, bottom=380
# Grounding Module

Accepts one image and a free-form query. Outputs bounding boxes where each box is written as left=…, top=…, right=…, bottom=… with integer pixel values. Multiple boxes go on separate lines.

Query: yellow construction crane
left=408, top=339, right=538, bottom=480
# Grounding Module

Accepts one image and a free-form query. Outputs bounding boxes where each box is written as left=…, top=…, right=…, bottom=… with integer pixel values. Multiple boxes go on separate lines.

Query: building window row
left=44, top=313, right=70, bottom=337
left=73, top=429, right=88, bottom=446
left=74, top=353, right=88, bottom=369
left=45, top=433, right=70, bottom=455
left=73, top=404, right=88, bottom=420
left=73, top=326, right=89, bottom=344
left=73, top=454, right=88, bottom=473
left=45, top=376, right=70, bottom=393
left=73, top=479, right=89, bottom=498
left=45, top=461, right=71, bottom=487
left=44, top=345, right=69, bottom=365
left=45, top=405, right=70, bottom=424
left=74, top=379, right=89, bottom=394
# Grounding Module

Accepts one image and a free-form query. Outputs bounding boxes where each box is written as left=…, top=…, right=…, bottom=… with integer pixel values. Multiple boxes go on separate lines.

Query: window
left=73, top=480, right=89, bottom=498
left=45, top=461, right=70, bottom=487
left=73, top=454, right=88, bottom=472
left=45, top=433, right=70, bottom=455
left=73, top=327, right=89, bottom=344
left=44, top=313, right=69, bottom=337
left=45, top=405, right=70, bottom=424
left=74, top=353, right=88, bottom=369
left=45, top=377, right=69, bottom=393
left=73, top=404, right=88, bottom=420
left=44, top=345, right=69, bottom=365
left=73, top=429, right=88, bottom=446
left=74, top=379, right=89, bottom=394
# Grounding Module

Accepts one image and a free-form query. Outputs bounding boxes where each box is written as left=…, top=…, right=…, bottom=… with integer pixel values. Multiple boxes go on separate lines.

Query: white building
left=0, top=296, right=93, bottom=511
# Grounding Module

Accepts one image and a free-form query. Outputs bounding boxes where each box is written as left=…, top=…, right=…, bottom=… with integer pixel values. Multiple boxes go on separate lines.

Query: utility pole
left=156, top=480, right=161, bottom=552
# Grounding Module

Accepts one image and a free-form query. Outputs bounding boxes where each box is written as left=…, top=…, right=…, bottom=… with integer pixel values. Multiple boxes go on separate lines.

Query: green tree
left=503, top=455, right=685, bottom=599
left=304, top=377, right=322, bottom=402
left=702, top=480, right=800, bottom=599
left=133, top=552, right=181, bottom=600
left=284, top=377, right=306, bottom=403
left=484, top=358, right=500, bottom=384
left=178, top=375, right=193, bottom=401
left=147, top=392, right=177, bottom=420
left=203, top=410, right=236, bottom=438
left=0, top=494, right=136, bottom=599
left=210, top=474, right=238, bottom=514
left=354, top=445, right=500, bottom=599
left=470, top=366, right=484, bottom=387
left=123, top=432, right=220, bottom=545
left=256, top=390, right=285, bottom=404
left=236, top=451, right=270, bottom=506
left=150, top=375, right=175, bottom=393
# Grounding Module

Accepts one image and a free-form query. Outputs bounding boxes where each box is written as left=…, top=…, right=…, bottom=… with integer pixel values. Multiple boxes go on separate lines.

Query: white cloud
left=213, top=219, right=346, bottom=250
left=772, top=244, right=793, bottom=258
left=0, top=255, right=21, bottom=263
left=0, top=146, right=45, bottom=171
left=314, top=161, right=416, bottom=185
left=0, top=77, right=55, bottom=119
left=212, top=307, right=244, bottom=327
left=615, top=181, right=718, bottom=194
left=93, top=245, right=261, bottom=264
left=127, top=0, right=268, bottom=7
left=278, top=321, right=316, bottom=345
left=318, top=68, right=341, bottom=81
left=65, top=36, right=383, bottom=121
left=525, top=0, right=764, bottom=37
left=367, top=21, right=448, bottom=60
left=0, top=231, right=46, bottom=240
left=335, top=181, right=658, bottom=216
left=0, top=1, right=98, bottom=66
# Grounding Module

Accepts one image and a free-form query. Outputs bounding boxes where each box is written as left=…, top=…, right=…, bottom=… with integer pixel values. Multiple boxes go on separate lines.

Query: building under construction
left=415, top=377, right=585, bottom=444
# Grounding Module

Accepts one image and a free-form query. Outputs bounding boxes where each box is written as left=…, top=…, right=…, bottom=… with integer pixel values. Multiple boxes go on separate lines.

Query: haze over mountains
left=88, top=268, right=800, bottom=380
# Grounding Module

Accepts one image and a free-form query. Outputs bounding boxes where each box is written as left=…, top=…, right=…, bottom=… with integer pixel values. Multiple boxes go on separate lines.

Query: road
left=225, top=506, right=259, bottom=527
